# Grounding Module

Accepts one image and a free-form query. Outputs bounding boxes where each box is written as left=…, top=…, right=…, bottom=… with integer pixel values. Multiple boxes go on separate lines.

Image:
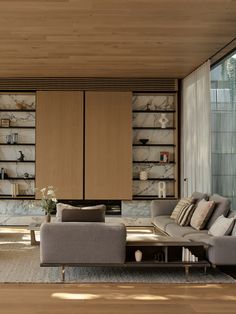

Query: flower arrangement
left=39, top=186, right=57, bottom=214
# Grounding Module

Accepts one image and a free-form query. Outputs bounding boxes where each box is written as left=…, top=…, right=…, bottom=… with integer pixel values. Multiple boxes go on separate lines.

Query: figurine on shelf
left=17, top=151, right=25, bottom=161
left=159, top=113, right=169, bottom=128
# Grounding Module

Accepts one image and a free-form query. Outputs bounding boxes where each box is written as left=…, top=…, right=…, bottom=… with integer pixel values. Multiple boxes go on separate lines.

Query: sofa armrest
left=40, top=222, right=126, bottom=265
left=150, top=199, right=178, bottom=219
left=206, top=236, right=236, bottom=265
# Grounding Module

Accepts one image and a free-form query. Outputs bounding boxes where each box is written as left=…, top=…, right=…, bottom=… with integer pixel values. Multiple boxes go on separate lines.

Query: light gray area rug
left=0, top=241, right=235, bottom=283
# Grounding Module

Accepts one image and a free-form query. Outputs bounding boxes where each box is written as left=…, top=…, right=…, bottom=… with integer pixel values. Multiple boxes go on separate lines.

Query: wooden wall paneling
left=85, top=91, right=132, bottom=200
left=36, top=91, right=84, bottom=199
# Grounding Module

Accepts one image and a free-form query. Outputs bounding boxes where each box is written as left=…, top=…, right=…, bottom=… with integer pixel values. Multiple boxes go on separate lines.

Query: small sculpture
left=158, top=181, right=166, bottom=198
left=159, top=113, right=169, bottom=128
left=17, top=151, right=25, bottom=161
left=139, top=171, right=148, bottom=181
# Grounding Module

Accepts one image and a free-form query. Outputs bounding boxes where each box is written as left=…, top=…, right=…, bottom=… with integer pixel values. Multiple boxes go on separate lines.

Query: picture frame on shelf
left=160, top=151, right=169, bottom=163
left=1, top=118, right=10, bottom=127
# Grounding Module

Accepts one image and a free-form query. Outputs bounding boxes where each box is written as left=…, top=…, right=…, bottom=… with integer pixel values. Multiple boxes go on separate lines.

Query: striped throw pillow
left=176, top=203, right=196, bottom=226
left=170, top=197, right=193, bottom=220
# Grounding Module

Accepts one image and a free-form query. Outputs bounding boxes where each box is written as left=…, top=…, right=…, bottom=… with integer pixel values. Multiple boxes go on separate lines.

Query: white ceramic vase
left=135, top=250, right=142, bottom=262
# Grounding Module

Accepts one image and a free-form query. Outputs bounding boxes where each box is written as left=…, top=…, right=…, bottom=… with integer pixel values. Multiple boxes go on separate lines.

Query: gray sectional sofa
left=151, top=192, right=236, bottom=266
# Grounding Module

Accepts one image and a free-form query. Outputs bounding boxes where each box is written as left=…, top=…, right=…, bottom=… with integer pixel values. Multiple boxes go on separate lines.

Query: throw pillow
left=190, top=199, right=215, bottom=230
left=56, top=203, right=80, bottom=222
left=170, top=197, right=193, bottom=220
left=176, top=203, right=196, bottom=226
left=208, top=215, right=235, bottom=236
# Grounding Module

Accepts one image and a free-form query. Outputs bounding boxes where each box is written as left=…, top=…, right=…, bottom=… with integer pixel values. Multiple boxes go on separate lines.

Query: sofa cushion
left=190, top=199, right=215, bottom=230
left=183, top=232, right=212, bottom=243
left=152, top=216, right=175, bottom=232
left=206, top=194, right=231, bottom=229
left=56, top=203, right=106, bottom=222
left=176, top=203, right=195, bottom=226
left=165, top=223, right=202, bottom=237
left=56, top=203, right=80, bottom=222
left=62, top=205, right=106, bottom=222
left=208, top=215, right=235, bottom=237
left=170, top=197, right=193, bottom=220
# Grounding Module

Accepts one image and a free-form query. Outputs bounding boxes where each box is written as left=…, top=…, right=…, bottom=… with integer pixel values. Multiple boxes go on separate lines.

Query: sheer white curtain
left=182, top=60, right=211, bottom=196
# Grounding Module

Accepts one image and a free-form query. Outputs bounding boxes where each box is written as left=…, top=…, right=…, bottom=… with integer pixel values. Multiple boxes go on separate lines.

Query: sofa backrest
left=191, top=192, right=209, bottom=203
left=40, top=222, right=126, bottom=264
left=61, top=205, right=106, bottom=222
left=206, top=194, right=231, bottom=229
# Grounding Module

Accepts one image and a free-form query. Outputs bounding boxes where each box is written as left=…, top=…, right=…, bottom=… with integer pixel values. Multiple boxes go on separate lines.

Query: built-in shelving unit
left=0, top=93, right=36, bottom=199
left=132, top=93, right=178, bottom=200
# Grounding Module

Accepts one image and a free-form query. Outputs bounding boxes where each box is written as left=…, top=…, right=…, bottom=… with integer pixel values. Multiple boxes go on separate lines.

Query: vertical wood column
left=36, top=91, right=84, bottom=199
left=85, top=91, right=132, bottom=200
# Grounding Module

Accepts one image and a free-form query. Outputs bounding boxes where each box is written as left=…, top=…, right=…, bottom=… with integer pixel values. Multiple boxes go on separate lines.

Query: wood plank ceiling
left=0, top=0, right=235, bottom=78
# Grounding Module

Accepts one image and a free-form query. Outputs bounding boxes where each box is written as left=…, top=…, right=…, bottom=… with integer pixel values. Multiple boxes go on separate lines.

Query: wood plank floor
left=0, top=283, right=236, bottom=314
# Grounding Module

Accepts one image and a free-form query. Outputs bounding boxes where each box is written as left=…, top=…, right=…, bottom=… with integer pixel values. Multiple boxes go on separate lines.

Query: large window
left=211, top=51, right=236, bottom=208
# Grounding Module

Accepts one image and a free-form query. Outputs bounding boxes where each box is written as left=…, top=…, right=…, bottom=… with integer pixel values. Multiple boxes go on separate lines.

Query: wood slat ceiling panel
left=0, top=78, right=178, bottom=91
left=0, top=0, right=235, bottom=78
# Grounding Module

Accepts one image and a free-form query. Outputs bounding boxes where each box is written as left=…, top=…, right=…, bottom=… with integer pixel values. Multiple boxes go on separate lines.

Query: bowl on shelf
left=139, top=138, right=149, bottom=145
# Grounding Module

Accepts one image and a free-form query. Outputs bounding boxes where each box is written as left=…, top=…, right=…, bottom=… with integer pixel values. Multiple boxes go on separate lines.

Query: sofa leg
left=61, top=265, right=65, bottom=282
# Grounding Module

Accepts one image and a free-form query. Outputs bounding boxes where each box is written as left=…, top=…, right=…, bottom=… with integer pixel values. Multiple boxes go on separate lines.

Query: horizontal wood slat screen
left=0, top=78, right=178, bottom=92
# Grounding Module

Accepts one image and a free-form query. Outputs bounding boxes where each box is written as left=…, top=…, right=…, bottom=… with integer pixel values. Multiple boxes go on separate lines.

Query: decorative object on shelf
left=17, top=151, right=25, bottom=161
left=154, top=251, right=165, bottom=262
left=139, top=138, right=149, bottom=145
left=159, top=113, right=169, bottom=128
left=38, top=186, right=57, bottom=222
left=1, top=118, right=10, bottom=127
left=135, top=250, right=142, bottom=262
left=24, top=172, right=29, bottom=178
left=11, top=133, right=18, bottom=144
left=160, top=151, right=169, bottom=163
left=16, top=101, right=28, bottom=110
left=182, top=247, right=198, bottom=262
left=146, top=103, right=151, bottom=111
left=11, top=183, right=19, bottom=197
left=158, top=181, right=166, bottom=198
left=6, top=134, right=11, bottom=144
left=1, top=167, right=5, bottom=180
left=139, top=170, right=148, bottom=181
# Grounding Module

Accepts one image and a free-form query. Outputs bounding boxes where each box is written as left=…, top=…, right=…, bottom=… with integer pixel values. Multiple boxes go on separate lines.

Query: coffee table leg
left=30, top=230, right=39, bottom=246
left=61, top=265, right=65, bottom=282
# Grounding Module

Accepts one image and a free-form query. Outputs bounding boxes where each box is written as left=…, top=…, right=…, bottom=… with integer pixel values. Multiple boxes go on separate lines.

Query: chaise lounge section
left=151, top=193, right=236, bottom=266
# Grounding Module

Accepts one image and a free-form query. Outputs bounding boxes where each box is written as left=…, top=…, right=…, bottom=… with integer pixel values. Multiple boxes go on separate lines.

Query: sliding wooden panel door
left=36, top=91, right=83, bottom=199
left=85, top=91, right=132, bottom=200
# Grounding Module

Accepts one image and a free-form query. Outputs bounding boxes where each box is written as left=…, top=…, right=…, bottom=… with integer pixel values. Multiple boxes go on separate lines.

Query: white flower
left=40, top=188, right=46, bottom=193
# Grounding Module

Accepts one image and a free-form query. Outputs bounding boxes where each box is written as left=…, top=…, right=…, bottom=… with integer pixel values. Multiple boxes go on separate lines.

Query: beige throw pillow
left=190, top=199, right=215, bottom=230
left=170, top=197, right=193, bottom=220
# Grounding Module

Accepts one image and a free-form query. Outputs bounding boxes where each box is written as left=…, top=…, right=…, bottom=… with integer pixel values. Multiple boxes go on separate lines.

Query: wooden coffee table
left=125, top=232, right=210, bottom=276
left=28, top=223, right=41, bottom=245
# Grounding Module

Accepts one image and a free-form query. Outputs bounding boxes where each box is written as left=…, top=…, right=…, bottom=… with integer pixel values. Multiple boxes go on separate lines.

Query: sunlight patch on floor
left=52, top=293, right=100, bottom=300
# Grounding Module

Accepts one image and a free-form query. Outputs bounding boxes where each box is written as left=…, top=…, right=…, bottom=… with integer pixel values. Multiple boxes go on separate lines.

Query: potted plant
left=39, top=186, right=57, bottom=222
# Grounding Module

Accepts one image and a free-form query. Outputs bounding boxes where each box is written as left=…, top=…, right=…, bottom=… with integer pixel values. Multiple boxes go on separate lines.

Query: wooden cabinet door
left=36, top=91, right=84, bottom=199
left=85, top=91, right=132, bottom=200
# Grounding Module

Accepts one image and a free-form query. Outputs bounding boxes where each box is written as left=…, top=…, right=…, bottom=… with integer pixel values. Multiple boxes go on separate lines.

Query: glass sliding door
left=211, top=51, right=236, bottom=208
